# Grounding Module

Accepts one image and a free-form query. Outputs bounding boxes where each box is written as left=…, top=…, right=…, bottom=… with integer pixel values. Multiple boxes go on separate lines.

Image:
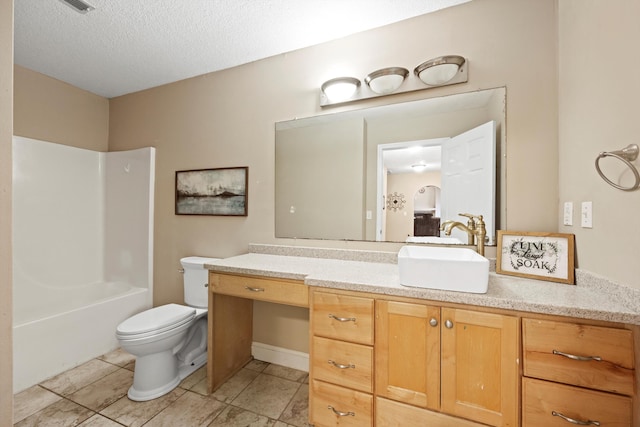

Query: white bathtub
left=13, top=281, right=150, bottom=393
left=12, top=137, right=155, bottom=393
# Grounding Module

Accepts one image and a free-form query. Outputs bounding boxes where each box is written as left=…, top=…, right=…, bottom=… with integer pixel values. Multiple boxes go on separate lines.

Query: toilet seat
left=116, top=304, right=195, bottom=340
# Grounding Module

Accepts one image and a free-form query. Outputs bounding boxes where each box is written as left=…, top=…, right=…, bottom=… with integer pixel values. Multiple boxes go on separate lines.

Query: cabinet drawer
left=311, top=380, right=372, bottom=427
left=210, top=273, right=308, bottom=307
left=523, top=378, right=632, bottom=427
left=312, top=336, right=373, bottom=393
left=312, top=291, right=374, bottom=345
left=376, top=397, right=486, bottom=427
left=523, top=318, right=634, bottom=395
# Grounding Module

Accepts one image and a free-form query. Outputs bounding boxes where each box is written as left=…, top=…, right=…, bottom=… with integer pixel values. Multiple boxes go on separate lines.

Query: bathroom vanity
left=206, top=245, right=640, bottom=427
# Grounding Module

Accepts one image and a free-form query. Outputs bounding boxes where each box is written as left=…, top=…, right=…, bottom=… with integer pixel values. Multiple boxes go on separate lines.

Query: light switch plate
left=581, top=201, right=593, bottom=228
left=563, top=202, right=573, bottom=226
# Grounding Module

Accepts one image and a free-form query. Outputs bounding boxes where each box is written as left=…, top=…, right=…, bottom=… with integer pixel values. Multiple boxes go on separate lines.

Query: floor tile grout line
left=260, top=370, right=309, bottom=384
left=90, top=411, right=129, bottom=427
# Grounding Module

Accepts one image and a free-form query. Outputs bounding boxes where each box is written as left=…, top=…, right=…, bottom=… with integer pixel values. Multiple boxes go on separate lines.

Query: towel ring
left=595, top=144, right=640, bottom=191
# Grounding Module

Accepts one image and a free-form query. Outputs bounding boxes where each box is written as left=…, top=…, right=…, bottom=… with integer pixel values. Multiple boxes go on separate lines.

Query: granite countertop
left=205, top=244, right=640, bottom=326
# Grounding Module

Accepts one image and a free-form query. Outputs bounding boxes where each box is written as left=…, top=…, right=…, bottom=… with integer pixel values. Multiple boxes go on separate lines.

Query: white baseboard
left=251, top=342, right=309, bottom=372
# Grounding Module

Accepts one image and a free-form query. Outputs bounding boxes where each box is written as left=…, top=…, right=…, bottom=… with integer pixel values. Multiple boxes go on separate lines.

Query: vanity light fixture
left=414, top=55, right=467, bottom=86
left=365, top=67, right=409, bottom=95
left=320, top=55, right=468, bottom=107
left=321, top=77, right=361, bottom=102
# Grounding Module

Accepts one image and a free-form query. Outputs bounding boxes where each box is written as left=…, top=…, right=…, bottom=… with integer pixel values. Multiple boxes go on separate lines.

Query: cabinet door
left=441, top=308, right=519, bottom=427
left=375, top=300, right=440, bottom=410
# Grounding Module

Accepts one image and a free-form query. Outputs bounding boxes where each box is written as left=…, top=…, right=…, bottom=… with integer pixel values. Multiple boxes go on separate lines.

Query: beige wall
left=14, top=65, right=109, bottom=150
left=558, top=1, right=640, bottom=289
left=1, top=0, right=12, bottom=422
left=109, top=0, right=558, bottom=349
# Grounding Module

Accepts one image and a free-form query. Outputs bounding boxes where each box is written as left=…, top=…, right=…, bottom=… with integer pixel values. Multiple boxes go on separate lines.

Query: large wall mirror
left=275, top=87, right=506, bottom=245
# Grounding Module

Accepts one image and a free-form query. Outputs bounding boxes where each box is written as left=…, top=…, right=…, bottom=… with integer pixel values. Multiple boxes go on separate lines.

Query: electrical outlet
left=563, top=202, right=573, bottom=226
left=581, top=201, right=593, bottom=228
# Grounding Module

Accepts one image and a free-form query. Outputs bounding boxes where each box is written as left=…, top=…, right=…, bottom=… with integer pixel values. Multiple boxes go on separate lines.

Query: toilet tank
left=180, top=256, right=219, bottom=308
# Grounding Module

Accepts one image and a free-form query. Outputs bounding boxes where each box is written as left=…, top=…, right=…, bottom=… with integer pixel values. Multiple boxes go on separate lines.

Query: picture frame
left=175, top=167, right=248, bottom=216
left=496, top=231, right=575, bottom=284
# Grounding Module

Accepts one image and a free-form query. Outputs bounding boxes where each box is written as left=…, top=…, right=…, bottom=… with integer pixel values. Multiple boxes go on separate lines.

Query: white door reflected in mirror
left=377, top=121, right=496, bottom=245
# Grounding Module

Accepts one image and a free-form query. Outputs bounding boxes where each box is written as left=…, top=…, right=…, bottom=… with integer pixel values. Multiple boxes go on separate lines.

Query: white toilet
left=116, top=256, right=218, bottom=401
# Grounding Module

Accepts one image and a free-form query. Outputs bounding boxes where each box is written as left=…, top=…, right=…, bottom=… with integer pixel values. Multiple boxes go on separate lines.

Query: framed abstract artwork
left=175, top=167, right=248, bottom=216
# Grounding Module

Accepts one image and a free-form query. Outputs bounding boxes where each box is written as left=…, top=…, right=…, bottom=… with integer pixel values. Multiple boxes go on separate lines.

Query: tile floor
left=13, top=349, right=309, bottom=426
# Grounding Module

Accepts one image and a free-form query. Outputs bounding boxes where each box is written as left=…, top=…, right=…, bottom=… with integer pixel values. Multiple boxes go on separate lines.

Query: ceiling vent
left=59, top=0, right=95, bottom=14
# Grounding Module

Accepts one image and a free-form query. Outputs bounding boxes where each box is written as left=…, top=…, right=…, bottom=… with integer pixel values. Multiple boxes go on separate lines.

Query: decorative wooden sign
left=496, top=231, right=575, bottom=284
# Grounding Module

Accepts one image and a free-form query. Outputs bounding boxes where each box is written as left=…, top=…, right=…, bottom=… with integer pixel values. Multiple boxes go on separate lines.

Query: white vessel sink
left=398, top=245, right=489, bottom=294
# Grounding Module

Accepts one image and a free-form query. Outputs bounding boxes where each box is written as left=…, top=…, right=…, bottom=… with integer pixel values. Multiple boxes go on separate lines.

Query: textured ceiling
left=14, top=0, right=469, bottom=98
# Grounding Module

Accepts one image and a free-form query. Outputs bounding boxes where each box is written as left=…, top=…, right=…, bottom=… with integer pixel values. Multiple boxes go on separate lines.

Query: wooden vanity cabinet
left=310, top=290, right=375, bottom=426
left=522, top=318, right=635, bottom=426
left=207, top=272, right=638, bottom=426
left=310, top=288, right=518, bottom=427
left=207, top=272, right=309, bottom=393
left=376, top=301, right=518, bottom=427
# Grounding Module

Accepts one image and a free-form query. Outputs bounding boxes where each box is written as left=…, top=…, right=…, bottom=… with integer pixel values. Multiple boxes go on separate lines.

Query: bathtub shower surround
left=12, top=136, right=155, bottom=393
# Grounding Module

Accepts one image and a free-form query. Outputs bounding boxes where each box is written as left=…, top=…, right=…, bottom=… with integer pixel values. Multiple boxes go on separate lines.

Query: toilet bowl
left=116, top=256, right=217, bottom=401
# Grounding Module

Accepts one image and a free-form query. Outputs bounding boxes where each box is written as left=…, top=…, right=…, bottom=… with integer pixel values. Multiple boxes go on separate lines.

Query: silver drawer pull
left=328, top=360, right=355, bottom=369
left=327, top=405, right=355, bottom=417
left=328, top=314, right=356, bottom=322
left=244, top=286, right=265, bottom=292
left=552, top=411, right=600, bottom=426
left=552, top=350, right=602, bottom=362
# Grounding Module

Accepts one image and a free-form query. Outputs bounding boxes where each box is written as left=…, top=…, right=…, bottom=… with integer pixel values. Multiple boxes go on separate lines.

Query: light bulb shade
left=321, top=77, right=361, bottom=102
left=415, top=55, right=466, bottom=86
left=365, top=67, right=409, bottom=94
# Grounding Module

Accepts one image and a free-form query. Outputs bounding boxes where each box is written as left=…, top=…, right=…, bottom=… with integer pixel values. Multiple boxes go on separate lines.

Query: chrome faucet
left=440, top=213, right=486, bottom=256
